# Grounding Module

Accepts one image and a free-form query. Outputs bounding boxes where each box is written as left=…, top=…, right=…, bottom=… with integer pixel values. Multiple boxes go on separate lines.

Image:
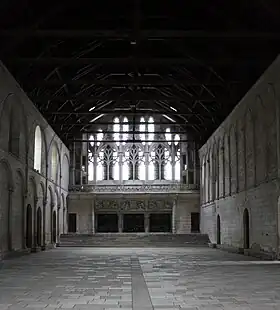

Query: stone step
left=59, top=233, right=210, bottom=247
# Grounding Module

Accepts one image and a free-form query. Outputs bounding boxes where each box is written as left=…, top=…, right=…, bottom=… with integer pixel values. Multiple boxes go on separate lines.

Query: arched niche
left=0, top=160, right=14, bottom=252
left=51, top=142, right=60, bottom=184
left=61, top=154, right=70, bottom=190
left=13, top=169, right=25, bottom=250
left=36, top=182, right=45, bottom=247
left=47, top=186, right=54, bottom=244
left=243, top=208, right=250, bottom=249
left=217, top=214, right=221, bottom=245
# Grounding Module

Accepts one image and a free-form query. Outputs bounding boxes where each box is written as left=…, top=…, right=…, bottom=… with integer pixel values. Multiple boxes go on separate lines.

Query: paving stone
left=1, top=247, right=280, bottom=309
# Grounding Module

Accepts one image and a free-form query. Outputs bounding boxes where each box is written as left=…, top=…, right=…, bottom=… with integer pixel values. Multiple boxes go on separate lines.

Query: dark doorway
left=123, top=214, right=144, bottom=232
left=191, top=212, right=200, bottom=233
left=52, top=211, right=57, bottom=243
left=217, top=214, right=221, bottom=245
left=68, top=213, right=77, bottom=233
left=36, top=207, right=42, bottom=246
left=243, top=208, right=250, bottom=249
left=149, top=213, right=171, bottom=232
left=26, top=204, right=32, bottom=248
left=97, top=214, right=118, bottom=232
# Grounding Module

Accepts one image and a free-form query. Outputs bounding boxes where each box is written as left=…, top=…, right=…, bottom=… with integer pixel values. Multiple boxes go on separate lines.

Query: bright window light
left=162, top=114, right=176, bottom=123
left=90, top=114, right=104, bottom=123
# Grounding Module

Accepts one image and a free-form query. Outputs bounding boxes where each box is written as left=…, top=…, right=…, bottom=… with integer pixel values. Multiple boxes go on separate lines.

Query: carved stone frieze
left=148, top=200, right=172, bottom=211
left=95, top=200, right=118, bottom=210
left=95, top=199, right=172, bottom=212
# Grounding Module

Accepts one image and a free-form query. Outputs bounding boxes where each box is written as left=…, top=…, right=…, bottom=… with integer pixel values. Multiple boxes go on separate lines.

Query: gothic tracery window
left=87, top=116, right=182, bottom=183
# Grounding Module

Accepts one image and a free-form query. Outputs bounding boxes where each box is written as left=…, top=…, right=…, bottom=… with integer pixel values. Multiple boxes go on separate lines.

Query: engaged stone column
left=144, top=213, right=150, bottom=233
left=42, top=198, right=47, bottom=250
left=118, top=213, right=123, bottom=233
left=8, top=188, right=13, bottom=251
left=172, top=199, right=177, bottom=234
left=91, top=200, right=95, bottom=234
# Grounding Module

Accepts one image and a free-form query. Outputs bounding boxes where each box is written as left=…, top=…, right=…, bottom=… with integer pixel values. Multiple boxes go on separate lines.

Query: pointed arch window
left=51, top=144, right=59, bottom=183
left=96, top=130, right=104, bottom=181
left=113, top=117, right=120, bottom=146
left=174, top=134, right=181, bottom=180
left=34, top=126, right=42, bottom=172
left=140, top=117, right=146, bottom=145
left=88, top=135, right=94, bottom=181
left=148, top=116, right=154, bottom=144
left=122, top=117, right=129, bottom=145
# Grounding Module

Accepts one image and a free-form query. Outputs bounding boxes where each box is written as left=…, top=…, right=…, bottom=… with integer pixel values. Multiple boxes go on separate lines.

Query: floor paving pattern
left=0, top=247, right=280, bottom=309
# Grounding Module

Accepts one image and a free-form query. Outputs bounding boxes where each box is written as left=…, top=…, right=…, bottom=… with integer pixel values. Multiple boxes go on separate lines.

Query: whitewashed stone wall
left=200, top=55, right=280, bottom=256
left=0, top=61, right=69, bottom=257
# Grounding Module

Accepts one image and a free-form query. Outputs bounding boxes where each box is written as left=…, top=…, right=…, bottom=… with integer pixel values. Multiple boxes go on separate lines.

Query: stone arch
left=55, top=189, right=60, bottom=242
left=36, top=182, right=45, bottom=247
left=0, top=159, right=14, bottom=252
left=36, top=207, right=42, bottom=247
left=45, top=186, right=54, bottom=244
left=13, top=169, right=25, bottom=250
left=243, top=208, right=250, bottom=249
left=61, top=154, right=70, bottom=190
left=26, top=204, right=32, bottom=248
left=50, top=141, right=61, bottom=184
left=52, top=210, right=57, bottom=244
left=61, top=193, right=66, bottom=234
left=28, top=177, right=37, bottom=248
left=217, top=214, right=221, bottom=245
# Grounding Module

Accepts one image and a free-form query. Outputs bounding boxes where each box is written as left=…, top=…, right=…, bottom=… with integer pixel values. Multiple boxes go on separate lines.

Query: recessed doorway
left=217, top=214, right=221, bottom=245
left=26, top=204, right=32, bottom=248
left=97, top=214, right=118, bottom=232
left=123, top=214, right=144, bottom=232
left=36, top=207, right=42, bottom=246
left=149, top=213, right=171, bottom=232
left=243, top=208, right=250, bottom=249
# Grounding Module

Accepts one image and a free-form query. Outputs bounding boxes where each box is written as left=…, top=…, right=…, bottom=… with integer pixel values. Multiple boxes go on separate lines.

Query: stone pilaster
left=172, top=199, right=177, bottom=234
left=144, top=213, right=150, bottom=233
left=118, top=213, right=123, bottom=233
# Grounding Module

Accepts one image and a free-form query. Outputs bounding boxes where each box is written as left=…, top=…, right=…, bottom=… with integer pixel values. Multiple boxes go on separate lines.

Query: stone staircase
left=58, top=233, right=210, bottom=247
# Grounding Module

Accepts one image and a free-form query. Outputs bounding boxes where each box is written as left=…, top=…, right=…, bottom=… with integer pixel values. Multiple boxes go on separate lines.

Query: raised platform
left=59, top=233, right=210, bottom=247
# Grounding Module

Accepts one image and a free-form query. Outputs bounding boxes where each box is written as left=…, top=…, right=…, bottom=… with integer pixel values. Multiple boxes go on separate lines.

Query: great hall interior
left=0, top=1, right=279, bottom=259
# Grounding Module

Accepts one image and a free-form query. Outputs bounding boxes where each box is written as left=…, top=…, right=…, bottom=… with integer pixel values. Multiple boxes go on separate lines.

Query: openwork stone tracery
left=87, top=116, right=181, bottom=183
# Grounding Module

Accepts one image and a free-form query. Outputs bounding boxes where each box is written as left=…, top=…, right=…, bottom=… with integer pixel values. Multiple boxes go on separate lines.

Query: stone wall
left=68, top=192, right=200, bottom=234
left=199, top=55, right=280, bottom=256
left=0, top=61, right=69, bottom=256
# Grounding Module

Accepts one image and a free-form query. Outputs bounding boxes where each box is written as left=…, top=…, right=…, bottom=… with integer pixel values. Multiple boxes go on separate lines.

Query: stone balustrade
left=69, top=183, right=199, bottom=193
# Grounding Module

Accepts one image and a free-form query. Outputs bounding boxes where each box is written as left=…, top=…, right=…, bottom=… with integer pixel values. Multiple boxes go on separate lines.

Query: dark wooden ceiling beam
left=24, top=78, right=228, bottom=87
left=31, top=93, right=216, bottom=102
left=4, top=57, right=268, bottom=66
left=1, top=29, right=280, bottom=39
